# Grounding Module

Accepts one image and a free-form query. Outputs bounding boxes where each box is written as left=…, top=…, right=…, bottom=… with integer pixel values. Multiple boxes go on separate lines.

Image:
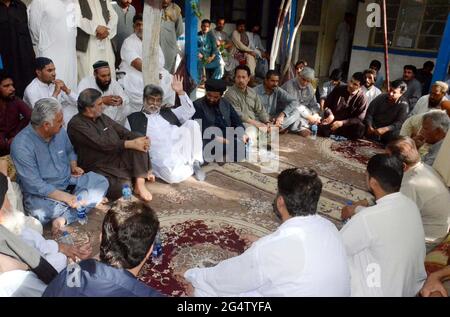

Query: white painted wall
left=348, top=0, right=436, bottom=81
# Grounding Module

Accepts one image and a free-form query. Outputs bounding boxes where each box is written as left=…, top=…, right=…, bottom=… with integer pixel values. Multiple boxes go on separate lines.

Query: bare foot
left=298, top=129, right=311, bottom=137
left=51, top=217, right=67, bottom=237
left=135, top=185, right=153, bottom=202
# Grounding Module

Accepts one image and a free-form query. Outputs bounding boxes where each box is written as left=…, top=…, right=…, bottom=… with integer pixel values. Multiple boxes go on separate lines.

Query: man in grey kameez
left=254, top=70, right=300, bottom=133
left=282, top=67, right=321, bottom=136
left=160, top=0, right=184, bottom=74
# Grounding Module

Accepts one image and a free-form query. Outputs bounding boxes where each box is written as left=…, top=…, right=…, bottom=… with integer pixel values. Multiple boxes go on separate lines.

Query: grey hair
left=423, top=111, right=450, bottom=133
left=31, top=98, right=62, bottom=127
left=143, top=84, right=164, bottom=101
left=431, top=81, right=449, bottom=94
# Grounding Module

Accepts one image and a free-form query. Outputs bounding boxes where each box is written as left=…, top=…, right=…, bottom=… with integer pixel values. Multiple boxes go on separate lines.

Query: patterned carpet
left=136, top=134, right=380, bottom=296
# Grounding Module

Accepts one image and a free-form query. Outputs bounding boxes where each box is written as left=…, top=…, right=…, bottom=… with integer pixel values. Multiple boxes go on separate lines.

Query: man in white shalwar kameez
left=75, top=0, right=118, bottom=82
left=0, top=172, right=91, bottom=274
left=78, top=60, right=129, bottom=125
left=329, top=13, right=354, bottom=76
left=28, top=0, right=78, bottom=91
left=340, top=154, right=426, bottom=297
left=119, top=14, right=174, bottom=113
left=125, top=76, right=205, bottom=184
left=23, top=57, right=78, bottom=126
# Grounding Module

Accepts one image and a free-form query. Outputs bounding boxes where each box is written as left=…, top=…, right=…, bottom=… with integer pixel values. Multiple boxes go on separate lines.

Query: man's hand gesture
left=172, top=75, right=185, bottom=95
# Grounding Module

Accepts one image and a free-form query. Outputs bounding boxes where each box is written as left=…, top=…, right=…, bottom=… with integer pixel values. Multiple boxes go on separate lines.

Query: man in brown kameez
left=67, top=88, right=154, bottom=201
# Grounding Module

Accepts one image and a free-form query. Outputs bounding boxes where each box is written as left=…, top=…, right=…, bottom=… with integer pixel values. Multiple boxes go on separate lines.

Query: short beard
left=0, top=94, right=14, bottom=102
left=205, top=99, right=219, bottom=107
left=96, top=78, right=110, bottom=92
left=428, top=97, right=441, bottom=109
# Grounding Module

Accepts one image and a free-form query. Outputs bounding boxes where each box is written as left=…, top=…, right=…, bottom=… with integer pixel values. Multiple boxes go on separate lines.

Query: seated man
left=409, top=81, right=448, bottom=116
left=369, top=59, right=384, bottom=89
left=119, top=14, right=174, bottom=113
left=43, top=200, right=163, bottom=297
left=184, top=168, right=350, bottom=297
left=419, top=111, right=450, bottom=166
left=254, top=70, right=300, bottom=134
left=197, top=19, right=222, bottom=81
left=0, top=225, right=57, bottom=297
left=361, top=69, right=381, bottom=105
left=364, top=79, right=409, bottom=144
left=318, top=68, right=344, bottom=111
left=126, top=76, right=205, bottom=184
left=0, top=71, right=31, bottom=156
left=318, top=72, right=368, bottom=140
left=400, top=100, right=450, bottom=139
left=193, top=79, right=248, bottom=163
left=397, top=65, right=422, bottom=112
left=340, top=154, right=426, bottom=296
left=78, top=60, right=130, bottom=125
left=23, top=57, right=78, bottom=125
left=10, top=98, right=109, bottom=231
left=224, top=65, right=271, bottom=150
left=0, top=172, right=91, bottom=272
left=386, top=137, right=450, bottom=246
left=67, top=89, right=153, bottom=201
left=230, top=20, right=260, bottom=77
left=282, top=67, right=321, bottom=137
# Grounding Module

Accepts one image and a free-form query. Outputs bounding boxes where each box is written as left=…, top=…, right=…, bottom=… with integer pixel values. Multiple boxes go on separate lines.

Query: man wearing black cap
left=193, top=78, right=249, bottom=162
left=78, top=60, right=129, bottom=125
left=23, top=57, right=78, bottom=126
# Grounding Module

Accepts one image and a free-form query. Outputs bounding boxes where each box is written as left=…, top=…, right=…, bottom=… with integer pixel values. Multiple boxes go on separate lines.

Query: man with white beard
left=119, top=14, right=174, bottom=113
left=28, top=0, right=78, bottom=90
left=78, top=60, right=129, bottom=125
left=125, top=76, right=205, bottom=184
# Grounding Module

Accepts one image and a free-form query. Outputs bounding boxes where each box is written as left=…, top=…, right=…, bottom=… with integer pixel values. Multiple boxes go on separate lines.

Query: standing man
left=197, top=19, right=222, bottom=81
left=0, top=71, right=31, bottom=156
left=211, top=17, right=233, bottom=79
left=318, top=72, right=368, bottom=140
left=24, top=57, right=78, bottom=125
left=329, top=13, right=354, bottom=76
left=254, top=70, right=300, bottom=134
left=78, top=60, right=129, bottom=125
left=397, top=65, right=422, bottom=112
left=68, top=89, right=154, bottom=202
left=160, top=0, right=184, bottom=74
left=28, top=0, right=78, bottom=91
left=76, top=0, right=118, bottom=81
left=364, top=80, right=409, bottom=144
left=0, top=0, right=35, bottom=97
left=111, top=0, right=136, bottom=66
left=120, top=14, right=174, bottom=112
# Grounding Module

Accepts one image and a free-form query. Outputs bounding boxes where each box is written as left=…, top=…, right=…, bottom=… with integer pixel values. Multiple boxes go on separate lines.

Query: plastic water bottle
left=343, top=200, right=353, bottom=224
left=152, top=232, right=163, bottom=265
left=245, top=138, right=253, bottom=161
left=122, top=184, right=132, bottom=201
left=311, top=124, right=318, bottom=140
left=59, top=231, right=74, bottom=245
left=76, top=195, right=88, bottom=225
